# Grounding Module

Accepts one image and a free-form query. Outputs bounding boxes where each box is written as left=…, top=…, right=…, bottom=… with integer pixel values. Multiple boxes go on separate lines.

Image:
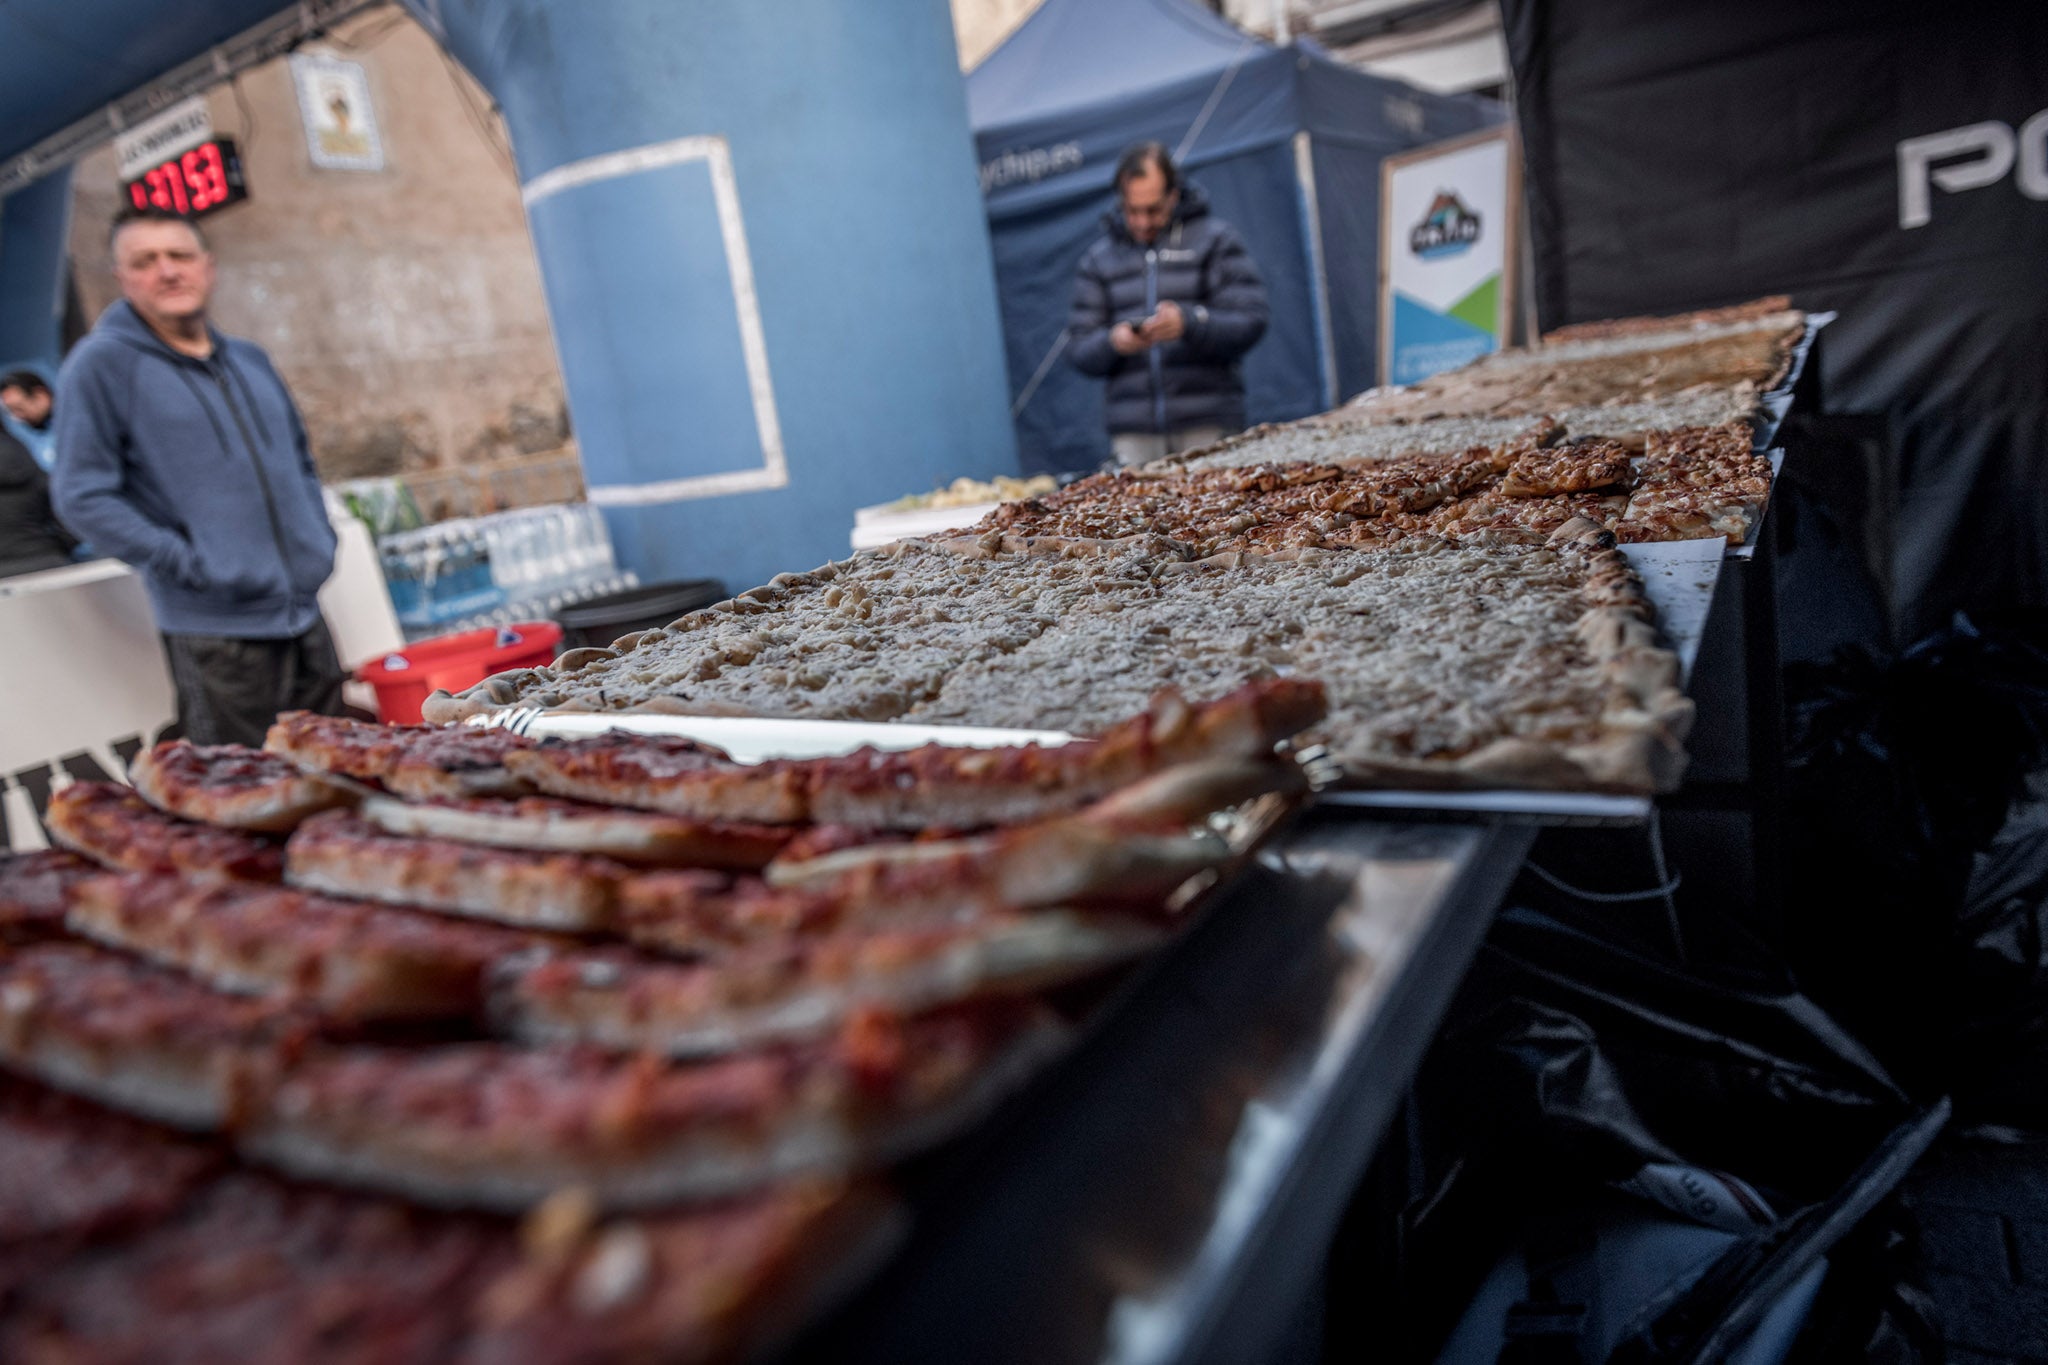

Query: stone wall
left=66, top=6, right=580, bottom=514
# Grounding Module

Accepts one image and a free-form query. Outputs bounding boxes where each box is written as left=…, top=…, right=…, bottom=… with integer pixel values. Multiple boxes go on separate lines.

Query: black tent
left=1501, top=0, right=2048, bottom=640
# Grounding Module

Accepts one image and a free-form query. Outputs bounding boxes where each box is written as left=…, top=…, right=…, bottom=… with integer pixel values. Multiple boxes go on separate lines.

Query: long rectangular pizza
left=430, top=521, right=1690, bottom=792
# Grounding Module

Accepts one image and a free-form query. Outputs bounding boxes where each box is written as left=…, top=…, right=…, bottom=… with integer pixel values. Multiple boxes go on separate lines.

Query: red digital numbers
left=124, top=140, right=241, bottom=218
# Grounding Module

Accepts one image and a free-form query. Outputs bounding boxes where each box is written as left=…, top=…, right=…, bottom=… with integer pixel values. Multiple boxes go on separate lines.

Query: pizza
left=286, top=810, right=629, bottom=933
left=128, top=740, right=355, bottom=833
left=0, top=941, right=306, bottom=1132
left=1329, top=481, right=1631, bottom=549
left=1174, top=414, right=1560, bottom=473
left=973, top=452, right=1501, bottom=557
left=266, top=710, right=539, bottom=799
left=0, top=1073, right=224, bottom=1249
left=903, top=524, right=1690, bottom=791
left=1541, top=295, right=1796, bottom=343
left=0, top=851, right=99, bottom=942
left=613, top=870, right=845, bottom=959
left=507, top=679, right=1322, bottom=830
left=1350, top=307, right=1801, bottom=425
left=358, top=791, right=797, bottom=870
left=432, top=524, right=1689, bottom=793
left=45, top=782, right=285, bottom=884
left=1617, top=422, right=1774, bottom=545
left=457, top=1178, right=887, bottom=1365
left=502, top=737, right=806, bottom=825
left=422, top=535, right=1187, bottom=725
left=1499, top=438, right=1635, bottom=498
left=239, top=1003, right=1060, bottom=1211
left=65, top=873, right=540, bottom=1024
left=612, top=777, right=1255, bottom=963
left=0, top=1169, right=506, bottom=1364
left=490, top=911, right=1159, bottom=1058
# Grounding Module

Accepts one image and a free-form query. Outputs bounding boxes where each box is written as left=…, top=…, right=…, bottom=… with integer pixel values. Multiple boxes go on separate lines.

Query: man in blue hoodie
left=53, top=206, right=345, bottom=747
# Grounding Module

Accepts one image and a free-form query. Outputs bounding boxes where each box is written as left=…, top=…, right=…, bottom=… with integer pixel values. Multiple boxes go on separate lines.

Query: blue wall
left=0, top=167, right=73, bottom=375
left=408, top=0, right=1018, bottom=589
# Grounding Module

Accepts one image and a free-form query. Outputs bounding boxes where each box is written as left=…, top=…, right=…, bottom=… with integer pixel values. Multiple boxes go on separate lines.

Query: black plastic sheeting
left=1784, top=613, right=2048, bottom=1122
left=1330, top=895, right=1945, bottom=1363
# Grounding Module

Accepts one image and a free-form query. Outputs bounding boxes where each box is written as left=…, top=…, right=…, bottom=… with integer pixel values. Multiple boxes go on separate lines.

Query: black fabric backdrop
left=1500, top=0, right=2048, bottom=640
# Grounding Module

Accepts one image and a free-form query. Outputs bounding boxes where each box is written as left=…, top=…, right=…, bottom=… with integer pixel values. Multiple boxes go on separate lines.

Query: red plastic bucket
left=357, top=621, right=562, bottom=724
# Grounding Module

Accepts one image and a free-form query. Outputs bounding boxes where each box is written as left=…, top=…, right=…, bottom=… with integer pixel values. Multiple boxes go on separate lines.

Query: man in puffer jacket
left=1066, top=142, right=1269, bottom=467
left=53, top=206, right=346, bottom=747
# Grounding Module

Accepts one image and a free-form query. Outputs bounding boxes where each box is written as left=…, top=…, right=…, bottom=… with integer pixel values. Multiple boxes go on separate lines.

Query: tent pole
left=1292, top=130, right=1339, bottom=409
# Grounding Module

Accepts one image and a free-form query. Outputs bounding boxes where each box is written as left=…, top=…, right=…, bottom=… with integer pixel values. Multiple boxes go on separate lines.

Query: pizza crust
left=129, top=742, right=355, bottom=833
left=489, top=912, right=1158, bottom=1059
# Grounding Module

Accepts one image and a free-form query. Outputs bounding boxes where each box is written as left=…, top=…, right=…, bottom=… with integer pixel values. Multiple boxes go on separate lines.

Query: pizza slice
left=489, top=910, right=1160, bottom=1058
left=0, top=1171, right=882, bottom=1365
left=0, top=941, right=306, bottom=1132
left=458, top=1178, right=891, bottom=1365
left=239, top=1002, right=1062, bottom=1211
left=286, top=809, right=628, bottom=932
left=1499, top=438, right=1636, bottom=498
left=45, top=782, right=284, bottom=885
left=0, top=1170, right=506, bottom=1364
left=128, top=740, right=356, bottom=833
left=1615, top=484, right=1761, bottom=545
left=65, top=873, right=542, bottom=1024
left=0, top=1073, right=225, bottom=1250
left=266, top=710, right=542, bottom=800
left=357, top=791, right=796, bottom=870
left=0, top=850, right=100, bottom=942
left=500, top=735, right=805, bottom=824
left=614, top=870, right=847, bottom=959
left=505, top=678, right=1325, bottom=831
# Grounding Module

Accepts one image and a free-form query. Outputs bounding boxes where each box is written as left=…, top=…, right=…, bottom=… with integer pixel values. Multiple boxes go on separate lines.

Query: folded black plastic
left=1784, top=610, right=2048, bottom=1117
left=1333, top=901, right=1939, bottom=1362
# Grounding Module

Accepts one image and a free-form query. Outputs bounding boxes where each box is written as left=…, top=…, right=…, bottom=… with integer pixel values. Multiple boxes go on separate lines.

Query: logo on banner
left=1409, top=191, right=1482, bottom=259
left=1897, top=108, right=2048, bottom=228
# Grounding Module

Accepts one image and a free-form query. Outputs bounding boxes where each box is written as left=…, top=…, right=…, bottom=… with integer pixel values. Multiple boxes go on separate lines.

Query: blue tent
left=970, top=0, right=1505, bottom=472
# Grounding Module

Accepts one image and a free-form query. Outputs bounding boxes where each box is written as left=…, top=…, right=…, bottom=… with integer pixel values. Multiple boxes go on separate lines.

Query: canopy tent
left=970, top=0, right=1503, bottom=473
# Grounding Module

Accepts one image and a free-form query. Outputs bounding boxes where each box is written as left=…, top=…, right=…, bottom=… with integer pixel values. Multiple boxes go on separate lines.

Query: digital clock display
left=123, top=138, right=248, bottom=219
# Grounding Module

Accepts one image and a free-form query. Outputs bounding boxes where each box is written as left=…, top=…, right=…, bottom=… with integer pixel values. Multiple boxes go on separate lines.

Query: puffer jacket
left=1065, top=183, right=1269, bottom=435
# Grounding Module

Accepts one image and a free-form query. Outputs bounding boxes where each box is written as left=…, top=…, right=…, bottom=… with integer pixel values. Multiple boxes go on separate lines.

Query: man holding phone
left=1066, top=142, right=1269, bottom=467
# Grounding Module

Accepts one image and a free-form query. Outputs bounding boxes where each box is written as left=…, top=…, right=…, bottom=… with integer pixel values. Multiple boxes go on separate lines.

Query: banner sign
left=1378, top=125, right=1518, bottom=386
left=115, top=98, right=213, bottom=182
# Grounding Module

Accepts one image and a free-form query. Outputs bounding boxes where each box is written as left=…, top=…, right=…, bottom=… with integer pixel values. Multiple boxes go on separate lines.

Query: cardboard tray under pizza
left=460, top=530, right=1725, bottom=828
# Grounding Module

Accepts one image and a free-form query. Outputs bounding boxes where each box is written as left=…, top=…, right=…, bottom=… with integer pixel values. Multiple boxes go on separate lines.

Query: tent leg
left=1292, top=131, right=1339, bottom=410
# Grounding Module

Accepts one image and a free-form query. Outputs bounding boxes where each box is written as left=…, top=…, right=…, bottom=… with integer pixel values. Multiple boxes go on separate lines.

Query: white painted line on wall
left=524, top=134, right=790, bottom=506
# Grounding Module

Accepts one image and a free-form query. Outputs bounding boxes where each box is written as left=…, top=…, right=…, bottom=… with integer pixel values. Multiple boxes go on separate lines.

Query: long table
left=790, top=813, right=1534, bottom=1365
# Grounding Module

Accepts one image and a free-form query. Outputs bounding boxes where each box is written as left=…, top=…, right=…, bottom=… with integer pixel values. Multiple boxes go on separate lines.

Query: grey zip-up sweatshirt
left=51, top=302, right=336, bottom=638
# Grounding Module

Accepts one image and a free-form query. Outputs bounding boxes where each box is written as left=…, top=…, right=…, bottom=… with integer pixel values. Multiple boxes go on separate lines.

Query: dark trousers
left=161, top=618, right=348, bottom=748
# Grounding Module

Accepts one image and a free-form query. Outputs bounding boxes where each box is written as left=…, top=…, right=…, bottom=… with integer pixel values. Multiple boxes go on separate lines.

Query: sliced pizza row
left=1, top=681, right=1320, bottom=1222
left=0, top=1068, right=883, bottom=1365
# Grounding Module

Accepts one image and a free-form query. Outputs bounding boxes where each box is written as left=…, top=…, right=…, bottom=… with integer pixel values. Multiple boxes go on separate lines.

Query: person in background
left=0, top=422, right=75, bottom=578
left=52, top=206, right=346, bottom=747
left=1066, top=142, right=1270, bottom=468
left=0, top=370, right=56, bottom=472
